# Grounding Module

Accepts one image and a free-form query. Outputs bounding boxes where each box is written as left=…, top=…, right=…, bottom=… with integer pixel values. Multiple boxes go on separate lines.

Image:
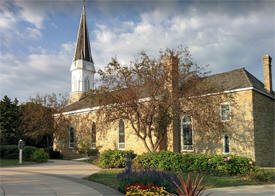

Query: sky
left=0, top=0, right=274, bottom=103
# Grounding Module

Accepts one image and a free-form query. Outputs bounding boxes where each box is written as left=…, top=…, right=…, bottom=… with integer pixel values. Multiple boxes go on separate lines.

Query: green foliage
left=0, top=145, right=18, bottom=159
left=0, top=96, right=21, bottom=145
left=23, top=146, right=38, bottom=160
left=134, top=151, right=258, bottom=176
left=31, top=148, right=49, bottom=162
left=49, top=147, right=63, bottom=159
left=0, top=145, right=37, bottom=161
left=99, top=149, right=136, bottom=168
left=88, top=149, right=99, bottom=156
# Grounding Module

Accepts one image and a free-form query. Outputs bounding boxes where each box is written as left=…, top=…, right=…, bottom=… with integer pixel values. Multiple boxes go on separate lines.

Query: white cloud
left=26, top=27, right=42, bottom=39
left=14, top=0, right=46, bottom=29
left=91, top=3, right=274, bottom=82
left=0, top=42, right=75, bottom=101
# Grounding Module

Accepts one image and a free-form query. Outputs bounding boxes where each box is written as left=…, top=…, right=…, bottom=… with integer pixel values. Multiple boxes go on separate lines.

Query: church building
left=54, top=5, right=275, bottom=167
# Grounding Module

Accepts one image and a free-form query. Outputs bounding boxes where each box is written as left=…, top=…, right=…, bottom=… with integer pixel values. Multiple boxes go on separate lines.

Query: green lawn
left=0, top=159, right=36, bottom=167
left=85, top=169, right=275, bottom=191
left=85, top=169, right=122, bottom=189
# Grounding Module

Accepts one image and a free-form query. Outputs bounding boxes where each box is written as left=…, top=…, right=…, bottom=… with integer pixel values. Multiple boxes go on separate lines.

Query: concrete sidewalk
left=205, top=184, right=275, bottom=196
left=0, top=159, right=123, bottom=196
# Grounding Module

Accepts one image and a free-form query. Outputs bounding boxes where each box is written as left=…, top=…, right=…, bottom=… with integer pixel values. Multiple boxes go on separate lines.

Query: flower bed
left=125, top=183, right=170, bottom=196
left=117, top=168, right=178, bottom=194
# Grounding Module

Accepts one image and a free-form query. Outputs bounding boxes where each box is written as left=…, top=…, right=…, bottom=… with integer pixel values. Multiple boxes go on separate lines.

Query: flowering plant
left=125, top=183, right=171, bottom=196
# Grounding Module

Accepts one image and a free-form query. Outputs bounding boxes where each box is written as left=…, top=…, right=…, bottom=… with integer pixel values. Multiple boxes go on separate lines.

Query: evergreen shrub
left=99, top=149, right=136, bottom=168
left=0, top=145, right=37, bottom=160
left=134, top=151, right=258, bottom=176
left=31, top=148, right=49, bottom=162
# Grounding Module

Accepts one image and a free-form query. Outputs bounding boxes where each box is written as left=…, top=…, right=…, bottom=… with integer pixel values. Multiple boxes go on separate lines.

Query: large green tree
left=0, top=96, right=21, bottom=145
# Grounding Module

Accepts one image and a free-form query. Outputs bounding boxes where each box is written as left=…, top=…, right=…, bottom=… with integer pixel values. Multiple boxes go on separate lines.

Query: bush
left=117, top=168, right=178, bottom=194
left=49, top=148, right=63, bottom=159
left=23, top=146, right=37, bottom=161
left=31, top=148, right=49, bottom=162
left=0, top=145, right=18, bottom=159
left=99, top=149, right=136, bottom=168
left=0, top=145, right=37, bottom=161
left=87, top=149, right=99, bottom=156
left=134, top=151, right=259, bottom=176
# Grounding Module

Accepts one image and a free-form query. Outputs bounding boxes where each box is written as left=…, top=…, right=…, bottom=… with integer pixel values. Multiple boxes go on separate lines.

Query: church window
left=223, top=134, right=230, bottom=153
left=118, top=119, right=125, bottom=150
left=181, top=116, right=193, bottom=151
left=90, top=122, right=96, bottom=149
left=69, top=126, right=74, bottom=148
left=220, top=102, right=230, bottom=121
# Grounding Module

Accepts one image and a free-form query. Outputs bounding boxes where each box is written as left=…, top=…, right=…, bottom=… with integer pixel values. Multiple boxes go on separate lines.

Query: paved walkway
left=0, top=160, right=123, bottom=196
left=205, top=184, right=275, bottom=196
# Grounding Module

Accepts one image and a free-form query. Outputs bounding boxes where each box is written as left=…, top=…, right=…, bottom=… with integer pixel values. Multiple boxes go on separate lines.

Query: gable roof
left=62, top=68, right=274, bottom=112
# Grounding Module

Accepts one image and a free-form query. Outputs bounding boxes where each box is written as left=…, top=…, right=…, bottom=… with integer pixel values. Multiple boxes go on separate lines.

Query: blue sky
left=0, top=0, right=274, bottom=102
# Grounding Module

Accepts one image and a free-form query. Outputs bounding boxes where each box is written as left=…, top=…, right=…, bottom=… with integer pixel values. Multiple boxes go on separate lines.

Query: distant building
left=54, top=5, right=274, bottom=166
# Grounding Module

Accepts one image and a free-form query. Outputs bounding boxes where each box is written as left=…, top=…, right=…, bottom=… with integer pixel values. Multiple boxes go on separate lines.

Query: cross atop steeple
left=73, top=2, right=93, bottom=63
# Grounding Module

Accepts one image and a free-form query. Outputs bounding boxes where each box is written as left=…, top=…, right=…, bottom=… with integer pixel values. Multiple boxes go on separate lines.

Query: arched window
left=223, top=134, right=230, bottom=153
left=181, top=116, right=193, bottom=151
left=118, top=119, right=125, bottom=150
left=90, top=122, right=96, bottom=149
left=69, top=126, right=74, bottom=148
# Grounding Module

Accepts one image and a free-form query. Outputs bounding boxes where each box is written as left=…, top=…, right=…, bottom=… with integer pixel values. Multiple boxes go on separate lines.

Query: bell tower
left=69, top=4, right=95, bottom=104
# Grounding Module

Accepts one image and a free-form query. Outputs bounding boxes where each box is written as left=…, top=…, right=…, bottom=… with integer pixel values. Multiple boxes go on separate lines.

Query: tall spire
left=73, top=3, right=93, bottom=63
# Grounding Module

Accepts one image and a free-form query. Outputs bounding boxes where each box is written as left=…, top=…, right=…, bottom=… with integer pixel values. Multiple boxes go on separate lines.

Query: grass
left=0, top=159, right=36, bottom=167
left=85, top=169, right=123, bottom=189
left=85, top=168, right=275, bottom=191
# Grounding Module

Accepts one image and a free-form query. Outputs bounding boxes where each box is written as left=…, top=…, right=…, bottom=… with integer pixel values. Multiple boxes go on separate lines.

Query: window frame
left=118, top=119, right=125, bottom=150
left=220, top=102, right=231, bottom=122
left=223, top=133, right=230, bottom=154
left=90, top=122, right=96, bottom=149
left=181, top=116, right=194, bottom=152
left=69, top=125, right=74, bottom=149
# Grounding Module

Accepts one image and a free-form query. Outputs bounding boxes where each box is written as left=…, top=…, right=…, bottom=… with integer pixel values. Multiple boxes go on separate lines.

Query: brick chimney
left=262, top=54, right=273, bottom=93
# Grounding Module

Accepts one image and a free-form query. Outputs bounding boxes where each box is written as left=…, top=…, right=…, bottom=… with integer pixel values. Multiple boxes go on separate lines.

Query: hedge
left=133, top=151, right=259, bottom=176
left=99, top=149, right=136, bottom=168
left=0, top=145, right=37, bottom=161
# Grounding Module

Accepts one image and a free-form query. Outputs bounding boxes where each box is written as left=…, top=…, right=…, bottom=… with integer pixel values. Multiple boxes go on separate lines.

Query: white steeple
left=69, top=4, right=95, bottom=104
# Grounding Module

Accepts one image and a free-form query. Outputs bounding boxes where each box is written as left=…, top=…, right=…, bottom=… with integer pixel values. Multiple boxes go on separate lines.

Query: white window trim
left=90, top=123, right=96, bottom=149
left=223, top=133, right=230, bottom=154
left=181, top=116, right=194, bottom=152
left=69, top=126, right=74, bottom=149
left=118, top=120, right=125, bottom=150
left=220, top=102, right=231, bottom=122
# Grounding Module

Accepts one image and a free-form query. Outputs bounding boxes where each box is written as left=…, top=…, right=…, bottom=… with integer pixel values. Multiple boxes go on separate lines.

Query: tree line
left=0, top=93, right=67, bottom=151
